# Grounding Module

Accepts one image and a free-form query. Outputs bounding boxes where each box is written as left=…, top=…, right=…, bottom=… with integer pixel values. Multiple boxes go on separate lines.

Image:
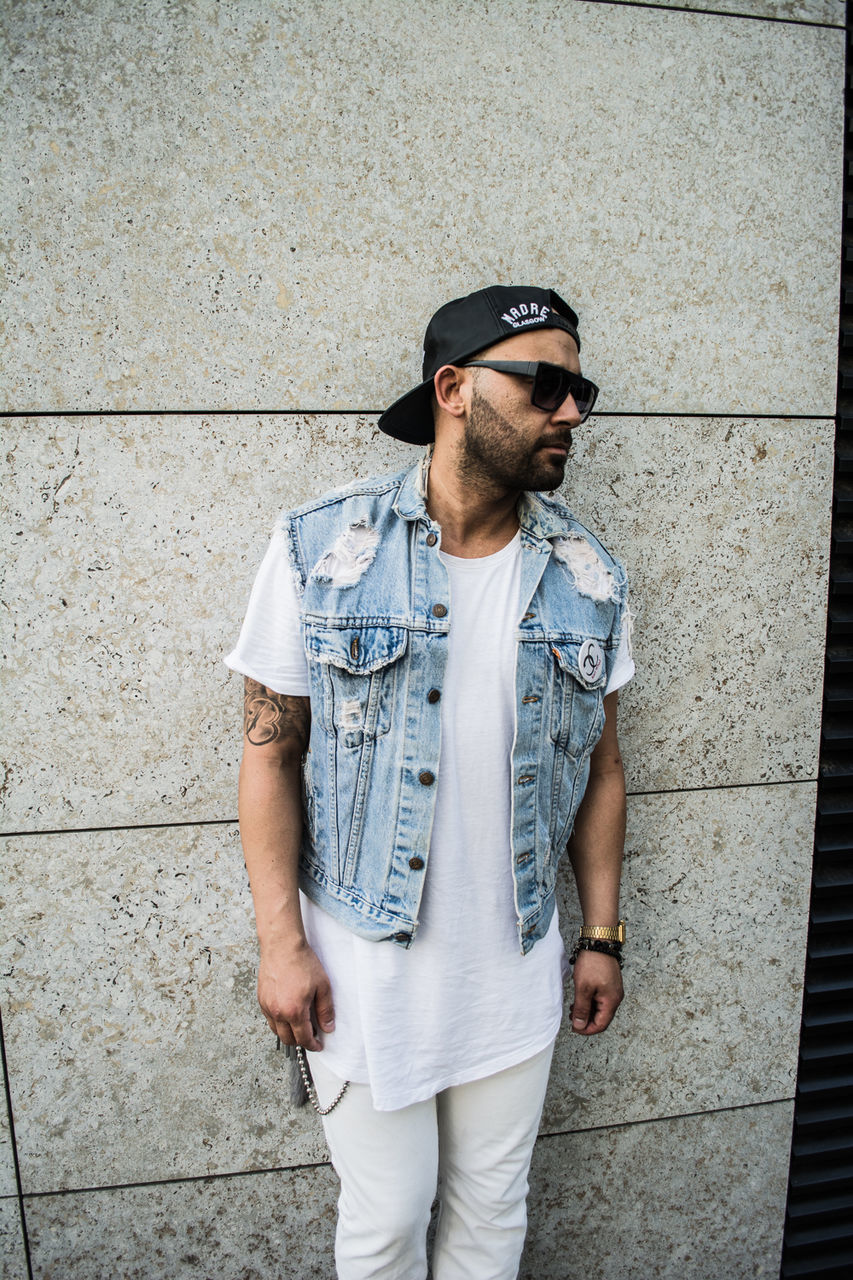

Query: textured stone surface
left=522, top=1100, right=795, bottom=1280
left=24, top=1164, right=339, bottom=1280
left=0, top=1197, right=27, bottom=1280
left=0, top=1096, right=17, bottom=1197
left=545, top=782, right=813, bottom=1133
left=2, top=784, right=810, bottom=1193
left=630, top=0, right=843, bottom=22
left=1, top=1, right=842, bottom=415
left=1, top=823, right=331, bottom=1194
left=1, top=414, right=831, bottom=830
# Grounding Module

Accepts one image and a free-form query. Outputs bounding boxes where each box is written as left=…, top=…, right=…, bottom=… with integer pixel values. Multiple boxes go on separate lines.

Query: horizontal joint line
left=576, top=0, right=842, bottom=29
left=0, top=410, right=834, bottom=421
left=539, top=1094, right=795, bottom=1142
left=19, top=1158, right=334, bottom=1201
left=0, top=779, right=818, bottom=839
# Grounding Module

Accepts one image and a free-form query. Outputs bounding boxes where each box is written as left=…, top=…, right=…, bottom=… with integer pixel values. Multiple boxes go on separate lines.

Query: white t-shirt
left=226, top=526, right=633, bottom=1110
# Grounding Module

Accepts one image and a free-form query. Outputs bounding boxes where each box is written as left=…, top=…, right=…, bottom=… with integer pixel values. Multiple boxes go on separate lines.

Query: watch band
left=579, top=919, right=626, bottom=943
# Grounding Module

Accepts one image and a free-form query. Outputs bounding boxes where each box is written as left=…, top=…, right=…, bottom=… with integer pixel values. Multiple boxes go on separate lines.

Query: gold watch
left=579, top=919, right=626, bottom=943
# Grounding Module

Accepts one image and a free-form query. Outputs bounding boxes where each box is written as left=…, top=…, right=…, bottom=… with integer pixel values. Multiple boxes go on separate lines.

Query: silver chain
left=295, top=1045, right=350, bottom=1115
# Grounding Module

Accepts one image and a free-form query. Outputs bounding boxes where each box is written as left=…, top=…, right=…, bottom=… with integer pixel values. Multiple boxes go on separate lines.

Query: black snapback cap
left=378, top=285, right=582, bottom=445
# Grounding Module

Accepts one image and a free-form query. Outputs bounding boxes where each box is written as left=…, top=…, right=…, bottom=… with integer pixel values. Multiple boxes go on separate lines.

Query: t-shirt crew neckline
left=438, top=529, right=521, bottom=569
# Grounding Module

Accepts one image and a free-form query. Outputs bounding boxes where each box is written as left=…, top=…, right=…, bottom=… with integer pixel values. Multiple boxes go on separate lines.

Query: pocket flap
left=551, top=637, right=608, bottom=690
left=305, top=624, right=408, bottom=674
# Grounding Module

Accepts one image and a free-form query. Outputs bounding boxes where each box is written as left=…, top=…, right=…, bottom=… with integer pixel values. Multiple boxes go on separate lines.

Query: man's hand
left=258, top=937, right=335, bottom=1052
left=570, top=948, right=623, bottom=1035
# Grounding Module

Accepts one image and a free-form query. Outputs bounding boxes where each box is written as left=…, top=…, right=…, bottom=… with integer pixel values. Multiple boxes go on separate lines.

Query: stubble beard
left=459, top=386, right=570, bottom=494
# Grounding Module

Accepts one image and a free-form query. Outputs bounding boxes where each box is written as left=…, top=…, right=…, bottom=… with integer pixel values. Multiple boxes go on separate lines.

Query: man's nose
left=552, top=392, right=583, bottom=429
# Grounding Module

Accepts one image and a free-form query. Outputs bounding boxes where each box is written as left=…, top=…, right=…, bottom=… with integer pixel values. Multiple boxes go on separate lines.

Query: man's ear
left=433, top=365, right=469, bottom=419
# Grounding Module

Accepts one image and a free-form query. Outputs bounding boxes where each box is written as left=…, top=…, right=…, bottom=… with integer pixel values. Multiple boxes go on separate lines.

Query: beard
left=459, top=385, right=572, bottom=494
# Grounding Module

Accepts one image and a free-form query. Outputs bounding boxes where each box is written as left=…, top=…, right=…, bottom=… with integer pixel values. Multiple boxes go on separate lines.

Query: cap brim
left=378, top=378, right=436, bottom=444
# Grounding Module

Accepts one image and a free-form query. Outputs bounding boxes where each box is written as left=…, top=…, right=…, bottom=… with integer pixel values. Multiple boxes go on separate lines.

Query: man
left=227, top=285, right=633, bottom=1279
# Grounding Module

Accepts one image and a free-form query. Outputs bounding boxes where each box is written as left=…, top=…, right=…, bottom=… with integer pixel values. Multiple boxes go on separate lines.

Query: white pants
left=307, top=1042, right=555, bottom=1280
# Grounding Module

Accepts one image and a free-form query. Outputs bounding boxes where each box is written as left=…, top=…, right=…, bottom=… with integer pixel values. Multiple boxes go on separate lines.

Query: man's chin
left=526, top=458, right=568, bottom=491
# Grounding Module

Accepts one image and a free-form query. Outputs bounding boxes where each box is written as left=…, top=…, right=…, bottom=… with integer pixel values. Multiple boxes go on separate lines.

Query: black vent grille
left=780, top=8, right=853, bottom=1277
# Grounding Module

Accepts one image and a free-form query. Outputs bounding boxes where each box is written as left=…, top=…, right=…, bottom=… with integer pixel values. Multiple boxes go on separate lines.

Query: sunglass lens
left=532, top=364, right=566, bottom=410
left=573, top=380, right=593, bottom=419
left=533, top=365, right=594, bottom=418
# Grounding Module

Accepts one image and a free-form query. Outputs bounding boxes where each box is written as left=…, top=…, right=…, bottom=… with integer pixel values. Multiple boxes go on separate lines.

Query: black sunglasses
left=462, top=360, right=599, bottom=423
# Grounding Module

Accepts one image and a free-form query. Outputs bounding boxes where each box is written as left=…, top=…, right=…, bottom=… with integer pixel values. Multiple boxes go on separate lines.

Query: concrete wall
left=1, top=1, right=844, bottom=1276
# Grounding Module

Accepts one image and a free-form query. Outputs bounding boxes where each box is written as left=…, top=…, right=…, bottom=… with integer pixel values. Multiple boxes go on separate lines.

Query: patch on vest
left=551, top=535, right=618, bottom=603
left=311, top=520, right=379, bottom=587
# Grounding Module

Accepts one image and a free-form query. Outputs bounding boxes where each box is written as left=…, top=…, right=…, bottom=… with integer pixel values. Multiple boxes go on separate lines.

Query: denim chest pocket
left=548, top=638, right=608, bottom=758
left=304, top=623, right=408, bottom=748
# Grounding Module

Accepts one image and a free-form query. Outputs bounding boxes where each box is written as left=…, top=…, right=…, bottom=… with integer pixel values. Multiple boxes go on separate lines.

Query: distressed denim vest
left=283, top=459, right=628, bottom=955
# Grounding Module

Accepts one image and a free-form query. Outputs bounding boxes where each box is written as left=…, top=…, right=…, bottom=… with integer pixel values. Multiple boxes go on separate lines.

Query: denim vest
left=283, top=459, right=628, bottom=955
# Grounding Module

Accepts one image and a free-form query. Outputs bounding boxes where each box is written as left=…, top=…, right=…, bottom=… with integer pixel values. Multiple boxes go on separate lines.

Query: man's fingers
left=314, top=980, right=336, bottom=1034
left=587, top=997, right=618, bottom=1034
left=571, top=991, right=621, bottom=1035
left=289, top=1011, right=322, bottom=1052
left=262, top=1005, right=320, bottom=1050
left=571, top=997, right=592, bottom=1031
left=269, top=1018, right=294, bottom=1046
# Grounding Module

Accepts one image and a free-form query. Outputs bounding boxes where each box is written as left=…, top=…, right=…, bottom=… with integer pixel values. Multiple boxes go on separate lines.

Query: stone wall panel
left=2, top=784, right=810, bottom=1191
left=0, top=415, right=833, bottom=830
left=24, top=1164, right=338, bottom=1280
left=1, top=824, right=329, bottom=1193
left=546, top=782, right=813, bottom=1132
left=1, top=1, right=842, bottom=415
left=523, top=1101, right=794, bottom=1280
left=0, top=1198, right=27, bottom=1280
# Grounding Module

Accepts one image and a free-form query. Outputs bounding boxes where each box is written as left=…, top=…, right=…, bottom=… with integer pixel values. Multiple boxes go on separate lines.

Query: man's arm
left=238, top=677, right=334, bottom=1051
left=566, top=690, right=626, bottom=1036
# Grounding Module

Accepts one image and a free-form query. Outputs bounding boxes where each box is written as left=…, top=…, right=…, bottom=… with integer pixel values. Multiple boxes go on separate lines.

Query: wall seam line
left=14, top=1095, right=796, bottom=1203
left=0, top=1006, right=34, bottom=1279
left=576, top=0, right=844, bottom=29
left=0, top=410, right=837, bottom=421
left=0, top=777, right=820, bottom=841
left=538, top=1093, right=796, bottom=1140
left=19, top=1159, right=335, bottom=1201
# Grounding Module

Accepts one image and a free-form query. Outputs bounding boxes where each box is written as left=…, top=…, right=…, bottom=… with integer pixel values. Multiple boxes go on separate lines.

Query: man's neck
left=425, top=450, right=520, bottom=559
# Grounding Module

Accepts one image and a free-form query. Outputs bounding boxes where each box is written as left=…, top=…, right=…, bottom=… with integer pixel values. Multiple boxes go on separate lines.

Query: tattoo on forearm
left=243, top=679, right=310, bottom=748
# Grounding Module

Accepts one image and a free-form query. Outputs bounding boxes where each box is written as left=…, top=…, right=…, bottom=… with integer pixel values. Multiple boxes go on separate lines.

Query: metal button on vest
left=426, top=532, right=437, bottom=547
left=418, top=770, right=435, bottom=786
left=432, top=603, right=447, bottom=618
left=393, top=932, right=411, bottom=943
left=427, top=688, right=441, bottom=704
left=408, top=856, right=424, bottom=870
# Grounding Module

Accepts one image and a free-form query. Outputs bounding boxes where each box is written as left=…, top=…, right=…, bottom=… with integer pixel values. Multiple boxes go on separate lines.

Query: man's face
left=458, top=328, right=584, bottom=494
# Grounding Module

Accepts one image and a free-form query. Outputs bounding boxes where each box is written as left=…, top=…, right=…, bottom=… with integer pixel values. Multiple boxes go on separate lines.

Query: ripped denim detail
left=311, top=521, right=380, bottom=587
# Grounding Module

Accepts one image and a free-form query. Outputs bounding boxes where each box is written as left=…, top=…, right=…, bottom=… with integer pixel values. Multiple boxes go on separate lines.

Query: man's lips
left=539, top=439, right=572, bottom=457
